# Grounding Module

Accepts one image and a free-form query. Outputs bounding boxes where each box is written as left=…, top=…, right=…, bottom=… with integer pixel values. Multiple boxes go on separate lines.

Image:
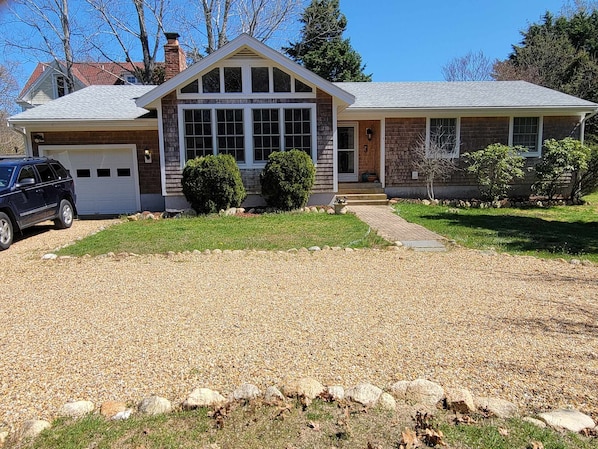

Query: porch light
left=144, top=148, right=152, bottom=164
left=366, top=128, right=373, bottom=141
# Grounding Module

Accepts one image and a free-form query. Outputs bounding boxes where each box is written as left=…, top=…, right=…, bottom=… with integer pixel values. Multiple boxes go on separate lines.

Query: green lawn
left=58, top=212, right=388, bottom=256
left=394, top=192, right=598, bottom=262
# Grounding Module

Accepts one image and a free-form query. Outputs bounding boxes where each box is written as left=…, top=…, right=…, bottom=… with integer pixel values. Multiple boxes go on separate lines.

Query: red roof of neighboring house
left=18, top=61, right=148, bottom=99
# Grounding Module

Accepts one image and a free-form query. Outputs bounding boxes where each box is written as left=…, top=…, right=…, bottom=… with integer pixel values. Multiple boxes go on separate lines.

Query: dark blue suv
left=0, top=157, right=76, bottom=250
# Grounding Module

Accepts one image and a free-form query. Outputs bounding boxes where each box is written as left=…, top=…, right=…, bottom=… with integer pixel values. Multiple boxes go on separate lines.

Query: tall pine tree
left=284, top=0, right=371, bottom=82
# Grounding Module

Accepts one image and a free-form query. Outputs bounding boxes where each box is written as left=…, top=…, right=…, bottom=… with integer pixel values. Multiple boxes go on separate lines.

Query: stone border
left=4, top=378, right=596, bottom=446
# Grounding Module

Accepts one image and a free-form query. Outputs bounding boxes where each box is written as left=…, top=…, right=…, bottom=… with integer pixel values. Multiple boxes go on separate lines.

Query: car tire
left=0, top=212, right=14, bottom=250
left=55, top=199, right=74, bottom=229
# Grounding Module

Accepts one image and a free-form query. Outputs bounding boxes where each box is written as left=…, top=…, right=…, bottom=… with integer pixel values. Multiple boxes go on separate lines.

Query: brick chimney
left=164, top=32, right=187, bottom=80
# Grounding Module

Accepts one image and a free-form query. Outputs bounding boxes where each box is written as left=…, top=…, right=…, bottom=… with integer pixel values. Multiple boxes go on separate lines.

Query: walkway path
left=349, top=205, right=446, bottom=251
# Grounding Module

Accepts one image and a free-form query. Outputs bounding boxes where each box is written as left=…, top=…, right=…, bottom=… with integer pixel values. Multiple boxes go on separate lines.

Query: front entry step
left=335, top=193, right=389, bottom=206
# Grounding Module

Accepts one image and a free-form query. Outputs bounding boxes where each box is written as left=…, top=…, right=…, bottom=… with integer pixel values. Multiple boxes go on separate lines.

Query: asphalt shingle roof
left=334, top=80, right=598, bottom=109
left=11, top=85, right=156, bottom=121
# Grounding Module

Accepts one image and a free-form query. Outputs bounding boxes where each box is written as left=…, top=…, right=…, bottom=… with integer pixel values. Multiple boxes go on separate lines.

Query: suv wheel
left=55, top=199, right=74, bottom=229
left=0, top=212, right=14, bottom=250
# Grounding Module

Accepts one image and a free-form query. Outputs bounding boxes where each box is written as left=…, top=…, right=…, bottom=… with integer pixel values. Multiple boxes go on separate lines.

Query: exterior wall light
left=144, top=148, right=152, bottom=163
left=366, top=128, right=373, bottom=141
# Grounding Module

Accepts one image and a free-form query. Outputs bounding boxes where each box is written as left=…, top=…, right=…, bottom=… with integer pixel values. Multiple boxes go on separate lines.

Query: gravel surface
left=1, top=219, right=597, bottom=431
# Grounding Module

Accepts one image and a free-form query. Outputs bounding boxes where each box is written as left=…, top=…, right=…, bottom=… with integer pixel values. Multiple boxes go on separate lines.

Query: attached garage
left=40, top=144, right=141, bottom=215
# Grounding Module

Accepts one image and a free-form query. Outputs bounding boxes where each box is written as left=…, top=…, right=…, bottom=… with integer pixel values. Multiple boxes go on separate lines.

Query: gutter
left=580, top=108, right=598, bottom=143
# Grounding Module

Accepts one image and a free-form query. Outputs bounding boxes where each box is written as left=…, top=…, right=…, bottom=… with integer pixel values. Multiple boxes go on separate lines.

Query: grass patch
left=11, top=402, right=597, bottom=449
left=59, top=212, right=388, bottom=256
left=394, top=192, right=598, bottom=262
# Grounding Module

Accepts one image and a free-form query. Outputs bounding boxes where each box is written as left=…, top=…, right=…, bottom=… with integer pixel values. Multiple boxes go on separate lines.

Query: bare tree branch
left=442, top=50, right=495, bottom=81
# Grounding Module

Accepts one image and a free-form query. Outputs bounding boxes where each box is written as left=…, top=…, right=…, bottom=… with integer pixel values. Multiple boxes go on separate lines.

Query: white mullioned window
left=426, top=117, right=460, bottom=158
left=179, top=103, right=317, bottom=167
left=509, top=116, right=543, bottom=155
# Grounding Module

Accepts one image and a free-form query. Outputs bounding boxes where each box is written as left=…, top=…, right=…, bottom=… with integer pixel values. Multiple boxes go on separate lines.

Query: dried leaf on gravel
left=454, top=413, right=477, bottom=425
left=528, top=441, right=544, bottom=449
left=399, top=427, right=420, bottom=449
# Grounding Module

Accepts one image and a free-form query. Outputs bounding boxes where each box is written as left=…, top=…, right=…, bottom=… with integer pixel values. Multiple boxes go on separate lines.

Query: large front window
left=181, top=105, right=314, bottom=165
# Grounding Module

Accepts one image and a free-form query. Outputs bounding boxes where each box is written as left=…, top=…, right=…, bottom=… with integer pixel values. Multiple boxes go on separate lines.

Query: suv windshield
left=0, top=166, right=15, bottom=188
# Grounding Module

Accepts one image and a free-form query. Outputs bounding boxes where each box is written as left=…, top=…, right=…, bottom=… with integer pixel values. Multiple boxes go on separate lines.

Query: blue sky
left=1, top=0, right=569, bottom=88
left=341, top=0, right=566, bottom=81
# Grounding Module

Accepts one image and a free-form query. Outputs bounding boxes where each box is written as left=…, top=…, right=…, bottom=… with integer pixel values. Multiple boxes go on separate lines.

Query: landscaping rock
left=405, top=379, right=444, bottom=406
left=59, top=400, right=95, bottom=418
left=232, top=383, right=261, bottom=401
left=282, top=377, right=325, bottom=399
left=100, top=401, right=127, bottom=419
left=139, top=396, right=172, bottom=415
left=523, top=417, right=547, bottom=428
left=308, top=246, right=321, bottom=251
left=264, top=386, right=285, bottom=404
left=538, top=409, right=595, bottom=433
left=183, top=388, right=226, bottom=410
left=345, top=383, right=383, bottom=407
left=390, top=380, right=409, bottom=400
left=20, top=420, right=51, bottom=440
left=378, top=392, right=397, bottom=410
left=445, top=387, right=475, bottom=414
left=474, top=396, right=518, bottom=418
left=326, top=385, right=345, bottom=401
left=42, top=253, right=57, bottom=260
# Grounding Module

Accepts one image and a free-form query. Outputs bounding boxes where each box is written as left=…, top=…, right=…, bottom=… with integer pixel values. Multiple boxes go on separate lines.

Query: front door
left=338, top=125, right=358, bottom=182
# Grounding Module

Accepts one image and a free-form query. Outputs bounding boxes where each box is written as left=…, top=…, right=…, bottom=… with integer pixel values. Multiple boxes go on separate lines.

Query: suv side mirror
left=16, top=178, right=36, bottom=188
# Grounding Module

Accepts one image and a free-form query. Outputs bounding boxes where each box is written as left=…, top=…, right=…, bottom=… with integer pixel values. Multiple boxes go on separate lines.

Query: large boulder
left=378, top=392, right=397, bottom=410
left=139, top=396, right=172, bottom=416
left=58, top=400, right=95, bottom=418
left=20, top=420, right=51, bottom=440
left=282, top=378, right=325, bottom=399
left=405, top=379, right=445, bottom=406
left=345, top=383, right=383, bottom=407
left=538, top=409, right=596, bottom=433
left=182, top=388, right=226, bottom=410
left=474, top=397, right=518, bottom=418
left=445, top=388, right=475, bottom=414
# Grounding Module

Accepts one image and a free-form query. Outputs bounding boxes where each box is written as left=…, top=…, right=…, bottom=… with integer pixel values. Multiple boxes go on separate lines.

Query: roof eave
left=8, top=118, right=158, bottom=132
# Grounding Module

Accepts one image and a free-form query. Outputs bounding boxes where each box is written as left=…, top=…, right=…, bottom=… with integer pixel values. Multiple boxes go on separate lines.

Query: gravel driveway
left=1, top=219, right=597, bottom=430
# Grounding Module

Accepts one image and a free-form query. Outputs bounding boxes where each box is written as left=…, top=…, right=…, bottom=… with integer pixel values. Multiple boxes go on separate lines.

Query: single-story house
left=9, top=33, right=598, bottom=215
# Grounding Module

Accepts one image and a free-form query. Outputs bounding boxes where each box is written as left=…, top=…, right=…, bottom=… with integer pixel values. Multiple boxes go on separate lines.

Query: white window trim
left=177, top=60, right=316, bottom=100
left=53, top=74, right=70, bottom=98
left=178, top=103, right=318, bottom=169
left=337, top=121, right=359, bottom=182
left=508, top=116, right=543, bottom=157
left=425, top=117, right=460, bottom=158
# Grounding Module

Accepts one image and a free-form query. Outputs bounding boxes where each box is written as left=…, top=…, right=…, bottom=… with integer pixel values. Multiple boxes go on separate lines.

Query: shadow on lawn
left=427, top=212, right=598, bottom=257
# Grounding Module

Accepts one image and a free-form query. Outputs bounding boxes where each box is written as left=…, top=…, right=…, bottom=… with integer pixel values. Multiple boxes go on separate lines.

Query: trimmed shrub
left=533, top=138, right=590, bottom=201
left=260, top=150, right=316, bottom=211
left=464, top=143, right=525, bottom=201
left=578, top=142, right=598, bottom=198
left=181, top=154, right=246, bottom=214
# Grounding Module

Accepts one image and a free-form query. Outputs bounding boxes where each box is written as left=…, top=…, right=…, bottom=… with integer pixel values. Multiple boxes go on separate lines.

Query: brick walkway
left=349, top=205, right=446, bottom=250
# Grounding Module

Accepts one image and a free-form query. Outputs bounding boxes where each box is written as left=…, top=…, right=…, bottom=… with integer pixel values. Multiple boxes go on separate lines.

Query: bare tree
left=85, top=0, right=168, bottom=84
left=0, top=64, right=25, bottom=155
left=4, top=0, right=78, bottom=92
left=442, top=50, right=494, bottom=81
left=561, top=0, right=598, bottom=16
left=178, top=0, right=302, bottom=59
left=411, top=130, right=458, bottom=200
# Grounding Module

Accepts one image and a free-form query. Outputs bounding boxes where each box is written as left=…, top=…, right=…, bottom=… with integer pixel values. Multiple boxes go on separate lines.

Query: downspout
left=580, top=108, right=598, bottom=144
left=8, top=123, right=30, bottom=155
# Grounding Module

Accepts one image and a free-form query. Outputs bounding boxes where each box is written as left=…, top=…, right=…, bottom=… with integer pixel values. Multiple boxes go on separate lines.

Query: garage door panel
left=42, top=146, right=139, bottom=215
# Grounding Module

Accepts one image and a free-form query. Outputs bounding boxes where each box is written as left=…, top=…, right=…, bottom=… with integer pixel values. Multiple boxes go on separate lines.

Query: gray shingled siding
left=314, top=90, right=334, bottom=192
left=162, top=92, right=184, bottom=194
left=385, top=116, right=582, bottom=191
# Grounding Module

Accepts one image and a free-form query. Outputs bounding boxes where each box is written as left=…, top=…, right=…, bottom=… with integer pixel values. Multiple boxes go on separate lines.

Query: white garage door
left=41, top=145, right=140, bottom=215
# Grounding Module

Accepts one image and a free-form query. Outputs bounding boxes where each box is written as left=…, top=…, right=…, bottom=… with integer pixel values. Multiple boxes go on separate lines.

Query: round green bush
left=260, top=149, right=316, bottom=211
left=182, top=154, right=246, bottom=214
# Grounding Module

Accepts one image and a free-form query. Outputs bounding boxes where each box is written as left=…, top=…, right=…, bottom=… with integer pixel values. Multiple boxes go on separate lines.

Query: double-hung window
left=428, top=118, right=459, bottom=157
left=511, top=117, right=541, bottom=154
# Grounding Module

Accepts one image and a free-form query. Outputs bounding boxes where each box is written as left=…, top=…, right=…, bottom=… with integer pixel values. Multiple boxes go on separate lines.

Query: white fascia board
left=339, top=106, right=597, bottom=120
left=9, top=118, right=158, bottom=132
left=135, top=34, right=356, bottom=108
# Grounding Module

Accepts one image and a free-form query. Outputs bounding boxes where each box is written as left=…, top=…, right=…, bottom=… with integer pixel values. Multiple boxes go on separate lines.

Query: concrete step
left=338, top=182, right=384, bottom=194
left=401, top=240, right=447, bottom=252
left=340, top=196, right=389, bottom=206
left=340, top=193, right=388, bottom=201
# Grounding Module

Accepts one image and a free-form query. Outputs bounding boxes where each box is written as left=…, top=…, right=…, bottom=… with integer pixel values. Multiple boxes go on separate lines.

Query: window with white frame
left=216, top=109, right=245, bottom=162
left=181, top=105, right=314, bottom=165
left=428, top=118, right=459, bottom=157
left=55, top=75, right=69, bottom=98
left=512, top=117, right=540, bottom=153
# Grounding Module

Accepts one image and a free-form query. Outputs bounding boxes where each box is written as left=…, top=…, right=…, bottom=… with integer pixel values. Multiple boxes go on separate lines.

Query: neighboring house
left=17, top=61, right=146, bottom=111
left=9, top=33, right=598, bottom=215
